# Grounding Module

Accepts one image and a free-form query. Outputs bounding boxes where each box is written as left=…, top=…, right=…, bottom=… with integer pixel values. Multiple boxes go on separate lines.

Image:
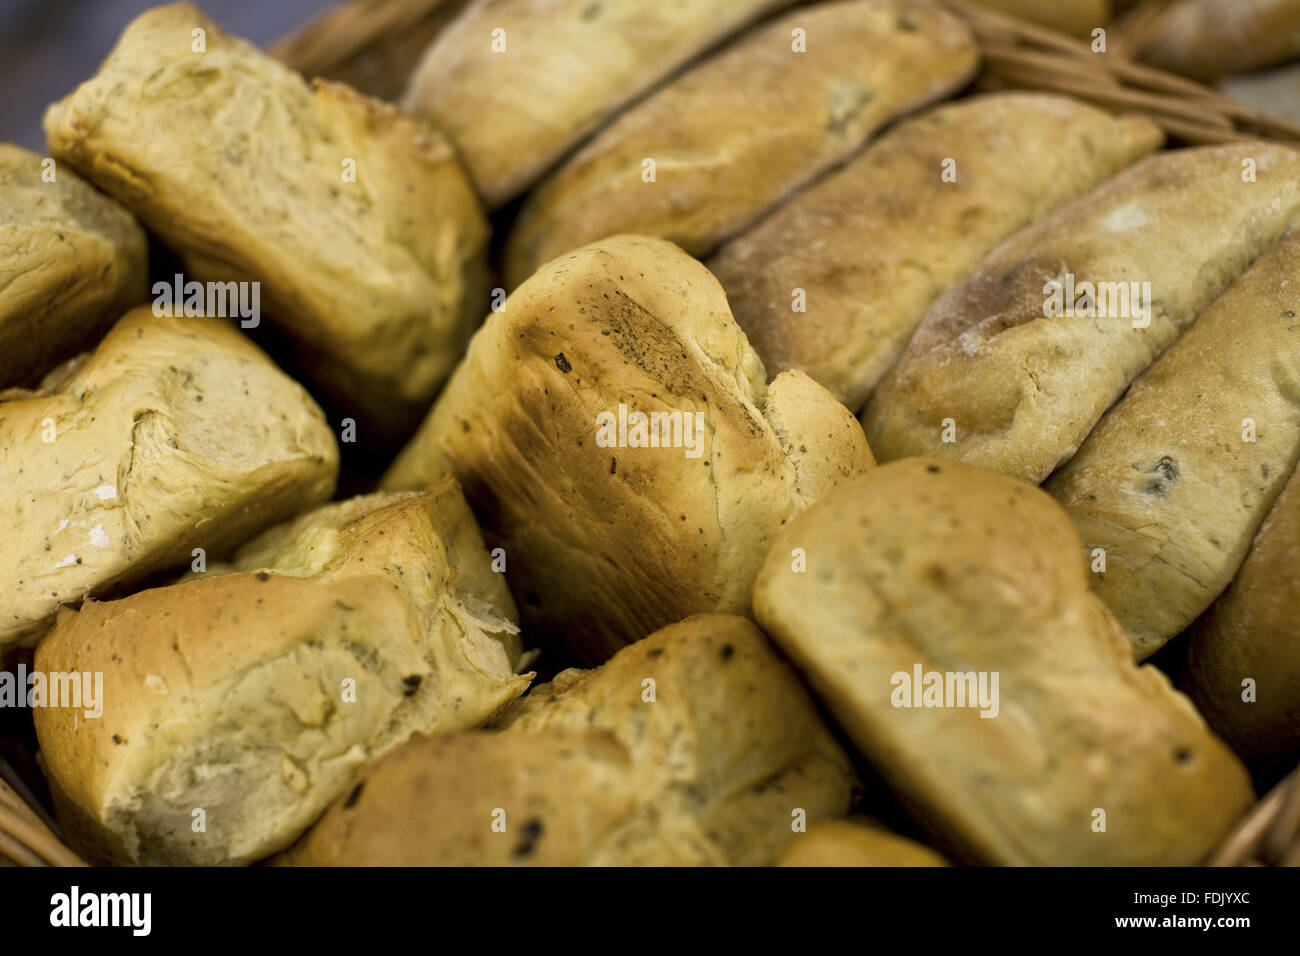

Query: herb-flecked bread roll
left=43, top=3, right=489, bottom=438
left=709, top=93, right=1163, bottom=411
left=862, top=142, right=1300, bottom=484
left=34, top=483, right=532, bottom=866
left=504, top=0, right=978, bottom=287
left=1046, top=231, right=1300, bottom=659
left=382, top=235, right=873, bottom=663
left=1184, top=464, right=1300, bottom=769
left=280, top=614, right=855, bottom=865
left=0, top=307, right=337, bottom=649
left=1140, top=0, right=1300, bottom=81
left=777, top=819, right=948, bottom=867
left=404, top=0, right=794, bottom=207
left=753, top=458, right=1254, bottom=866
left=0, top=143, right=147, bottom=389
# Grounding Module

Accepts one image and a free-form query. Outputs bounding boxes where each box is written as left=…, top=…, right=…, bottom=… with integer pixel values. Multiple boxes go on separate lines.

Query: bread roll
left=777, top=819, right=948, bottom=867
left=1046, top=232, right=1300, bottom=658
left=504, top=0, right=978, bottom=287
left=753, top=458, right=1254, bottom=865
left=404, top=0, right=792, bottom=207
left=44, top=3, right=488, bottom=438
left=0, top=307, right=337, bottom=649
left=34, top=483, right=532, bottom=865
left=1141, top=0, right=1300, bottom=80
left=960, top=1, right=1109, bottom=37
left=862, top=142, right=1300, bottom=484
left=1185, top=464, right=1300, bottom=768
left=0, top=144, right=147, bottom=389
left=281, top=614, right=855, bottom=865
left=709, top=93, right=1163, bottom=411
left=383, top=236, right=873, bottom=663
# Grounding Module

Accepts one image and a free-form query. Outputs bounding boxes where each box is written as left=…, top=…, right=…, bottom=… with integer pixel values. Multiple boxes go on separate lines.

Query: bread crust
left=1141, top=0, right=1300, bottom=80
left=777, top=819, right=948, bottom=866
left=1047, top=232, right=1300, bottom=658
left=43, top=3, right=489, bottom=437
left=0, top=307, right=337, bottom=648
left=505, top=0, right=978, bottom=287
left=709, top=93, right=1162, bottom=411
left=34, top=483, right=531, bottom=865
left=404, top=0, right=793, bottom=207
left=753, top=458, right=1254, bottom=865
left=0, top=144, right=147, bottom=389
left=383, top=235, right=873, bottom=662
left=863, top=142, right=1300, bottom=483
left=280, top=614, right=854, bottom=865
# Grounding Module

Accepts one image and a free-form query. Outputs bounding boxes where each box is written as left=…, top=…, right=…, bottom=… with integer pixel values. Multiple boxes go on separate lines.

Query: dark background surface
left=0, top=0, right=336, bottom=151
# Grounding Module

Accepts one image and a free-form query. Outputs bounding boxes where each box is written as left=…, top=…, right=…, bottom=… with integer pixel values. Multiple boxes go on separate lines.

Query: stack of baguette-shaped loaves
left=1, top=0, right=1297, bottom=867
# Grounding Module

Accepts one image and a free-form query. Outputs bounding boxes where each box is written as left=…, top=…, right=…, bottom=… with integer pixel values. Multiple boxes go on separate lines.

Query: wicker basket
left=2, top=0, right=1297, bottom=867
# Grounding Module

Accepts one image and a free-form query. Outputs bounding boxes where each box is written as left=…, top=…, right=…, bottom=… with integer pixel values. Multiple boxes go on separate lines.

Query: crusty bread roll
left=1140, top=0, right=1300, bottom=81
left=1184, top=464, right=1300, bottom=768
left=1046, top=231, right=1300, bottom=659
left=44, top=3, right=488, bottom=438
left=35, top=483, right=532, bottom=866
left=709, top=93, right=1163, bottom=411
left=504, top=0, right=978, bottom=288
left=753, top=458, right=1254, bottom=865
left=404, top=0, right=792, bottom=207
left=382, top=236, right=873, bottom=663
left=777, top=819, right=948, bottom=867
left=0, top=307, right=337, bottom=649
left=280, top=614, right=855, bottom=865
left=961, top=0, right=1110, bottom=37
left=0, top=144, right=147, bottom=389
left=863, top=142, right=1300, bottom=484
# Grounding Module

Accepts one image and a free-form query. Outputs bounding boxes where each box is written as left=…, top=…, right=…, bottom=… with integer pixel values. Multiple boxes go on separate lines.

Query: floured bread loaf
left=1185, top=464, right=1300, bottom=769
left=863, top=142, right=1300, bottom=483
left=280, top=614, right=855, bottom=865
left=44, top=3, right=489, bottom=437
left=35, top=483, right=532, bottom=866
left=777, top=819, right=948, bottom=867
left=1046, top=231, right=1300, bottom=659
left=0, top=143, right=147, bottom=389
left=1141, top=0, right=1300, bottom=80
left=505, top=0, right=977, bottom=287
left=0, top=307, right=337, bottom=649
left=709, top=93, right=1162, bottom=411
left=753, top=458, right=1254, bottom=865
left=404, top=0, right=793, bottom=207
left=383, top=236, right=873, bottom=663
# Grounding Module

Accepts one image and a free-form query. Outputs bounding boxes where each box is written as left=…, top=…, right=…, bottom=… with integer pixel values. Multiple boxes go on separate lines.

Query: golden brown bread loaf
left=777, top=819, right=948, bottom=867
left=1185, top=464, right=1300, bottom=768
left=0, top=307, right=337, bottom=649
left=709, top=93, right=1163, bottom=411
left=1046, top=231, right=1300, bottom=659
left=403, top=0, right=793, bottom=207
left=34, top=483, right=532, bottom=866
left=280, top=614, right=855, bottom=865
left=382, top=235, right=873, bottom=663
left=1140, top=0, right=1300, bottom=80
left=0, top=143, right=147, bottom=389
left=753, top=458, right=1255, bottom=865
left=504, top=0, right=978, bottom=288
left=961, top=0, right=1110, bottom=37
left=44, top=3, right=488, bottom=438
left=862, top=141, right=1300, bottom=484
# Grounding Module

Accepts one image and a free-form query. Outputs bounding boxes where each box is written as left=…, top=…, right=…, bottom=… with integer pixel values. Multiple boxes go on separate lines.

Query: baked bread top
left=0, top=307, right=337, bottom=648
left=383, top=235, right=873, bottom=662
left=44, top=2, right=489, bottom=437
left=0, top=143, right=147, bottom=389
left=35, top=483, right=530, bottom=865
